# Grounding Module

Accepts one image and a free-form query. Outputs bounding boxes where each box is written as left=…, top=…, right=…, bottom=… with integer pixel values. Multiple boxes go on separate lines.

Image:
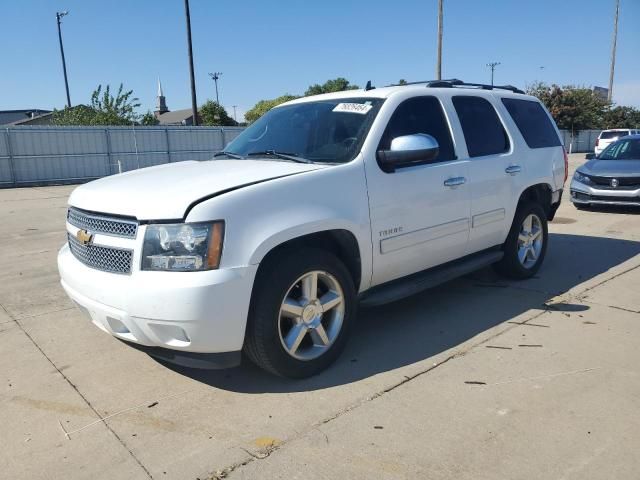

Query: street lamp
left=56, top=11, right=71, bottom=108
left=486, top=61, right=501, bottom=86
left=209, top=72, right=222, bottom=104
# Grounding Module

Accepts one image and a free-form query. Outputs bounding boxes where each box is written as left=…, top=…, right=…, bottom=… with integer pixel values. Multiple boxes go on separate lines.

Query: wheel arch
left=252, top=228, right=364, bottom=292
left=517, top=183, right=555, bottom=220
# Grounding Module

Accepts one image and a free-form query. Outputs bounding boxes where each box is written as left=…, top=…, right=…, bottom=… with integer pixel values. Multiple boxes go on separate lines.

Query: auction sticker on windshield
left=332, top=102, right=373, bottom=114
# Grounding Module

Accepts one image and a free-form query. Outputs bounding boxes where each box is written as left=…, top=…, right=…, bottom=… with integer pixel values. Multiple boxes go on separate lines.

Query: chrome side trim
left=380, top=218, right=469, bottom=254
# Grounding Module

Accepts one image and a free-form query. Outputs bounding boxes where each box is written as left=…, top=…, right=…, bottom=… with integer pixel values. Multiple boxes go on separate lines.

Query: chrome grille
left=67, top=233, right=133, bottom=274
left=67, top=207, right=138, bottom=238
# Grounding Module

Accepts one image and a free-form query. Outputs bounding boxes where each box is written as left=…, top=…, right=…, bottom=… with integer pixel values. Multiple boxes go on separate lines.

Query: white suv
left=595, top=129, right=640, bottom=155
left=58, top=79, right=566, bottom=378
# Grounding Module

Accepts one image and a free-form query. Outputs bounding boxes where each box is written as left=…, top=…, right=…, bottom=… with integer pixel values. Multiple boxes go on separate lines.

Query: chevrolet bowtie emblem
left=76, top=229, right=93, bottom=246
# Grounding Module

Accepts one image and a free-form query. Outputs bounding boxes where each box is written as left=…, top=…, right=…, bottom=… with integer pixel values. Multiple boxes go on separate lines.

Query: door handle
left=444, top=177, right=466, bottom=188
left=505, top=165, right=522, bottom=175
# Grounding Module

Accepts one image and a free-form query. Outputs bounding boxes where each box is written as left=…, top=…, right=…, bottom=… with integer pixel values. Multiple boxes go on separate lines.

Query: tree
left=52, top=83, right=141, bottom=125
left=603, top=106, right=640, bottom=129
left=304, top=77, right=359, bottom=96
left=140, top=111, right=159, bottom=126
left=244, top=95, right=300, bottom=124
left=526, top=82, right=609, bottom=134
left=398, top=79, right=408, bottom=85
left=199, top=100, right=236, bottom=126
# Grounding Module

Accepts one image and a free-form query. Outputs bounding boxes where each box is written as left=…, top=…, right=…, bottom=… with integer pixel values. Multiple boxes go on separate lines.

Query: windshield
left=600, top=130, right=629, bottom=140
left=599, top=138, right=640, bottom=160
left=223, top=98, right=384, bottom=163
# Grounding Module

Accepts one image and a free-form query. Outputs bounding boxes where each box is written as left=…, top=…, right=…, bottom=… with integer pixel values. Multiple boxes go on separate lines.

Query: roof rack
left=393, top=78, right=524, bottom=94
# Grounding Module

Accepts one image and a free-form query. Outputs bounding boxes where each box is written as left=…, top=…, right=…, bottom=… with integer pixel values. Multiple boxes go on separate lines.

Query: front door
left=364, top=96, right=471, bottom=286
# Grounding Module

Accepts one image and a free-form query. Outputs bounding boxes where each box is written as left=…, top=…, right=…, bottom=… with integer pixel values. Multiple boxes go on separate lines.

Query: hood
left=580, top=159, right=640, bottom=178
left=69, top=159, right=326, bottom=220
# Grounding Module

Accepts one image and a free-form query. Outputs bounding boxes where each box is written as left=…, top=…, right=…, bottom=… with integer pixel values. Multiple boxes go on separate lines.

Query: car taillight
left=563, top=149, right=568, bottom=184
left=595, top=138, right=599, bottom=147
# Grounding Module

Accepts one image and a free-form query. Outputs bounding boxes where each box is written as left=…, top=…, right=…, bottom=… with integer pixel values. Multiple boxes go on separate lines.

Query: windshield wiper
left=213, top=151, right=244, bottom=159
left=247, top=150, right=312, bottom=164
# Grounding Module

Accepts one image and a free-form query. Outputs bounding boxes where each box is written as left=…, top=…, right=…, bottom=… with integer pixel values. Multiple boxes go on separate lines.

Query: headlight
left=142, top=221, right=224, bottom=271
left=573, top=171, right=591, bottom=184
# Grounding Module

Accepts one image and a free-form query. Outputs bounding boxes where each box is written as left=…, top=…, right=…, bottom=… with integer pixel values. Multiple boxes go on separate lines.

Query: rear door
left=451, top=95, right=513, bottom=254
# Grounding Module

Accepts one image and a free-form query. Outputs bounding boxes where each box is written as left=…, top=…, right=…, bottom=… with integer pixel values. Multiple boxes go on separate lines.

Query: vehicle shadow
left=156, top=233, right=640, bottom=393
left=581, top=204, right=640, bottom=215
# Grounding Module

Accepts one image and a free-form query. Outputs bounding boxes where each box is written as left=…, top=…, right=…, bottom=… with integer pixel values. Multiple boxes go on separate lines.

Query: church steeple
left=155, top=78, right=168, bottom=117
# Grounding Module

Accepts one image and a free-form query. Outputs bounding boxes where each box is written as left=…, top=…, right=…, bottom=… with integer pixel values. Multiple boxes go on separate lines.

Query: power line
left=208, top=72, right=223, bottom=104
left=184, top=0, right=198, bottom=126
left=608, top=0, right=620, bottom=103
left=486, top=61, right=501, bottom=86
left=56, top=11, right=71, bottom=108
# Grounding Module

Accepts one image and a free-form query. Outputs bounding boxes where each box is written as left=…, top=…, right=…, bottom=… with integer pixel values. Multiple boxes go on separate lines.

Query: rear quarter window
left=501, top=98, right=561, bottom=149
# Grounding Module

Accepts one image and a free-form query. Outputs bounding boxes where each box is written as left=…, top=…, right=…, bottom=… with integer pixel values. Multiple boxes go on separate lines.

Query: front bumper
left=570, top=179, right=640, bottom=207
left=58, top=243, right=257, bottom=365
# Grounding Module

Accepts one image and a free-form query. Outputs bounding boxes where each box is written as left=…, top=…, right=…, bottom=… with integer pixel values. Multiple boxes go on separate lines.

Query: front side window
left=599, top=139, right=640, bottom=160
left=224, top=98, right=384, bottom=164
left=501, top=98, right=561, bottom=149
left=452, top=96, right=509, bottom=157
left=378, top=96, right=456, bottom=162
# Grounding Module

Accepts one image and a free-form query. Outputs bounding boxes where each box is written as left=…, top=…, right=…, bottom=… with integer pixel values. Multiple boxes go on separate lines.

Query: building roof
left=156, top=109, right=195, bottom=125
left=0, top=109, right=52, bottom=126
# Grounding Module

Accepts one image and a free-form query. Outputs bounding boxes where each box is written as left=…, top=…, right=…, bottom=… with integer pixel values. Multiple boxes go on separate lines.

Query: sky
left=2, top=0, right=639, bottom=122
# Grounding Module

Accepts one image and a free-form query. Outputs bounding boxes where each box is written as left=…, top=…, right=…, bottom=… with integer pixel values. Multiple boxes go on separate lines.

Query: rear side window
left=501, top=98, right=562, bottom=149
left=452, top=96, right=509, bottom=157
left=600, top=130, right=629, bottom=139
left=379, top=96, right=456, bottom=162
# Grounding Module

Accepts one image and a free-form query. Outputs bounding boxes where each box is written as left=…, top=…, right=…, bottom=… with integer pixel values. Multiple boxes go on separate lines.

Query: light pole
left=56, top=11, right=71, bottom=108
left=486, top=61, right=501, bottom=86
left=436, top=0, right=443, bottom=80
left=608, top=0, right=620, bottom=102
left=232, top=105, right=238, bottom=123
left=209, top=72, right=222, bottom=104
left=184, top=0, right=199, bottom=125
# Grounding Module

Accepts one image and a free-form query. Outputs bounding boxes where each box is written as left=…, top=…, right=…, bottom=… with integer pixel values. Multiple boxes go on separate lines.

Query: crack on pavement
left=0, top=301, right=154, bottom=479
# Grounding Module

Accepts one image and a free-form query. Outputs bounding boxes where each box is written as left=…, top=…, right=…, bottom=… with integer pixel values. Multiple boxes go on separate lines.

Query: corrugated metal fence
left=558, top=129, right=601, bottom=154
left=0, top=126, right=244, bottom=188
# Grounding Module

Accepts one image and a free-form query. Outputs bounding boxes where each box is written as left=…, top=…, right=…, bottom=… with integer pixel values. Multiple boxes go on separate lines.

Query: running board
left=359, top=250, right=504, bottom=307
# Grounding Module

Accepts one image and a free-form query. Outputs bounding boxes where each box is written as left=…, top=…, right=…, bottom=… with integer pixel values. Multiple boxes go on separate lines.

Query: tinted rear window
left=600, top=130, right=629, bottom=139
left=501, top=98, right=561, bottom=149
left=452, top=96, right=509, bottom=157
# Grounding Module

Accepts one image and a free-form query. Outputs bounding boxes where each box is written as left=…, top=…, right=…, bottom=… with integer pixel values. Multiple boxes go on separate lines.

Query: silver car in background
left=571, top=134, right=640, bottom=208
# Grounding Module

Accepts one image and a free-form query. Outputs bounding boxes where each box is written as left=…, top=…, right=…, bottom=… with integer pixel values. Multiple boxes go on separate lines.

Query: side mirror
left=376, top=134, right=440, bottom=173
left=585, top=153, right=596, bottom=160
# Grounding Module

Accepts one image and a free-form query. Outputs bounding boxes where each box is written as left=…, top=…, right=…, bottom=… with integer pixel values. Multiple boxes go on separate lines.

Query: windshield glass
left=223, top=97, right=384, bottom=163
left=600, top=130, right=629, bottom=140
left=599, top=138, right=640, bottom=160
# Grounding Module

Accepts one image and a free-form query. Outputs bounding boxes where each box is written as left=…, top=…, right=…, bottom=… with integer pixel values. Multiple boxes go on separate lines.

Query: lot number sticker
left=333, top=102, right=373, bottom=114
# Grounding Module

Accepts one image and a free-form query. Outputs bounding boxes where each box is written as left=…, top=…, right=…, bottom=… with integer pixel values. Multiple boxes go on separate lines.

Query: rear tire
left=494, top=202, right=548, bottom=280
left=244, top=247, right=356, bottom=378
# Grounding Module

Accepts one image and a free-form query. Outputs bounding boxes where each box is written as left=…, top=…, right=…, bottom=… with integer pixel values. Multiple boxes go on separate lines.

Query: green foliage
left=140, top=111, right=159, bottom=126
left=526, top=82, right=609, bottom=133
left=603, top=106, right=640, bottom=129
left=398, top=79, right=408, bottom=85
left=199, top=100, right=237, bottom=126
left=52, top=83, right=141, bottom=126
left=244, top=95, right=300, bottom=124
left=304, top=77, right=359, bottom=96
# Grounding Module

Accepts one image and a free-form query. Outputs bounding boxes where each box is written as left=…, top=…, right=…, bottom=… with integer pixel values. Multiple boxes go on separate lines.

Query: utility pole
left=232, top=105, right=238, bottom=123
left=608, top=0, right=620, bottom=102
left=486, top=61, right=501, bottom=86
left=184, top=0, right=199, bottom=125
left=56, top=11, right=71, bottom=108
left=436, top=0, right=443, bottom=80
left=208, top=72, right=223, bottom=104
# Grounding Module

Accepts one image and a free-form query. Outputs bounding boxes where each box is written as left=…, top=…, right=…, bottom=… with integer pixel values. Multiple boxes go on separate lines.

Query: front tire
left=494, top=202, right=548, bottom=280
left=244, top=248, right=356, bottom=378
